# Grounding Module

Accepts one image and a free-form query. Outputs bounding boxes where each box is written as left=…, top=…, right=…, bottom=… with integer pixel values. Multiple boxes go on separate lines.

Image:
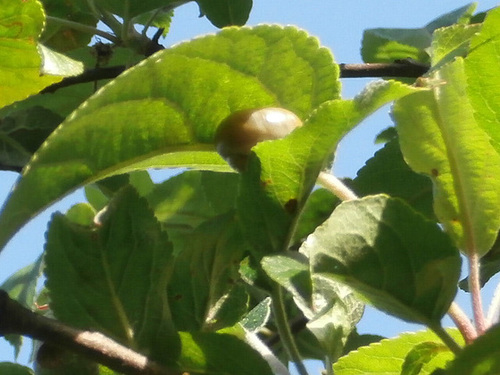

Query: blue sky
left=1, top=0, right=499, bottom=369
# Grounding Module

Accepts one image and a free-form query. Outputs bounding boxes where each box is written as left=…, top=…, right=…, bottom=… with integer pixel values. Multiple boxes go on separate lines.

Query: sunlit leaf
left=333, top=329, right=463, bottom=375
left=464, top=7, right=500, bottom=154
left=44, top=186, right=179, bottom=366
left=0, top=25, right=339, bottom=252
left=393, top=59, right=500, bottom=255
left=306, top=195, right=460, bottom=325
left=0, top=0, right=83, bottom=108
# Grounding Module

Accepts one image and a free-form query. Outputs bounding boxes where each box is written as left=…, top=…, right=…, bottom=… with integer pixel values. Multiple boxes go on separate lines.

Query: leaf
left=0, top=25, right=339, bottom=252
left=0, top=106, right=62, bottom=168
left=361, top=3, right=476, bottom=64
left=333, top=329, right=463, bottom=375
left=353, top=139, right=434, bottom=219
left=305, top=195, right=461, bottom=325
left=176, top=331, right=273, bottom=375
left=40, top=0, right=97, bottom=51
left=393, top=59, right=500, bottom=255
left=44, top=186, right=179, bottom=366
left=0, top=0, right=61, bottom=107
left=238, top=80, right=419, bottom=259
left=429, top=24, right=482, bottom=70
left=197, top=0, right=252, bottom=27
left=261, top=253, right=312, bottom=316
left=401, top=342, right=449, bottom=375
left=240, top=297, right=271, bottom=332
left=168, top=213, right=249, bottom=331
left=464, top=7, right=500, bottom=154
left=0, top=363, right=33, bottom=375
left=1, top=255, right=44, bottom=357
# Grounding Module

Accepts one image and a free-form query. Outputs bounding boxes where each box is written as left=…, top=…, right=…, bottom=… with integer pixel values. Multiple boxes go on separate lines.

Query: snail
left=215, top=107, right=358, bottom=201
left=215, top=107, right=303, bottom=171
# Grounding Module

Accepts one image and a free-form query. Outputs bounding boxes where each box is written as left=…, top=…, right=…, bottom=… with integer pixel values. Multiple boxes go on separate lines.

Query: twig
left=0, top=290, right=177, bottom=375
left=339, top=61, right=429, bottom=78
left=468, top=253, right=487, bottom=334
left=317, top=172, right=358, bottom=201
left=38, top=62, right=429, bottom=96
left=45, top=16, right=119, bottom=43
left=447, top=302, right=477, bottom=344
left=271, top=286, right=309, bottom=375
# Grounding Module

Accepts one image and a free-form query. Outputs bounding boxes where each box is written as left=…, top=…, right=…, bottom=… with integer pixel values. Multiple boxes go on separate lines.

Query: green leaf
left=133, top=8, right=173, bottom=35
left=168, top=213, right=249, bottom=331
left=261, top=253, right=312, bottom=315
left=240, top=297, right=271, bottom=332
left=306, top=195, right=461, bottom=325
left=401, top=342, right=449, bottom=375
left=44, top=186, right=179, bottom=366
left=100, top=0, right=180, bottom=18
left=238, top=80, right=419, bottom=259
left=429, top=24, right=482, bottom=70
left=361, top=3, right=476, bottom=64
left=1, top=255, right=44, bottom=357
left=333, top=329, right=463, bottom=375
left=353, top=139, right=434, bottom=219
left=0, top=106, right=62, bottom=169
left=197, top=0, right=252, bottom=27
left=40, top=0, right=97, bottom=51
left=393, top=59, right=500, bottom=255
left=0, top=0, right=78, bottom=108
left=0, top=363, right=33, bottom=375
left=177, top=331, right=273, bottom=375
left=443, top=323, right=500, bottom=375
left=64, top=202, right=95, bottom=226
left=464, top=7, right=500, bottom=154
left=0, top=25, right=339, bottom=252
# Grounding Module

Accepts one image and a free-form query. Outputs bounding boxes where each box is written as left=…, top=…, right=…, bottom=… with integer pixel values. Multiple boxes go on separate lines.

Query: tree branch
left=339, top=61, right=429, bottom=78
left=39, top=61, right=430, bottom=95
left=0, top=290, right=178, bottom=375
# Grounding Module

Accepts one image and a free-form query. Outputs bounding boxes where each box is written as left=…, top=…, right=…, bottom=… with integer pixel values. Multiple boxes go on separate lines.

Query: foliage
left=1, top=1, right=500, bottom=375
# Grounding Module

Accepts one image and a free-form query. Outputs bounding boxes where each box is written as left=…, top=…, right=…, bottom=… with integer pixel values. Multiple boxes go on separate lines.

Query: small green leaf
left=444, top=323, right=500, bottom=375
left=240, top=297, right=271, bottom=332
left=0, top=363, right=33, bottom=375
left=333, top=329, right=463, bottom=375
left=361, top=3, right=476, bottom=64
left=40, top=0, right=97, bottom=51
left=429, top=24, right=482, bottom=70
left=44, top=186, right=179, bottom=366
left=353, top=139, right=434, bottom=219
left=261, top=253, right=312, bottom=315
left=306, top=195, right=461, bottom=325
left=177, top=331, right=273, bottom=375
left=393, top=59, right=500, bottom=255
left=401, top=342, right=449, bottom=375
left=0, top=25, right=339, bottom=252
left=168, top=213, right=249, bottom=331
left=64, top=202, right=95, bottom=226
left=1, top=256, right=43, bottom=357
left=197, top=0, right=252, bottom=27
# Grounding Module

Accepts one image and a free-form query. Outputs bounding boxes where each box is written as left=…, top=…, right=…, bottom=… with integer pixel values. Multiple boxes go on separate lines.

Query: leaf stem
left=447, top=302, right=477, bottom=344
left=317, top=171, right=358, bottom=201
left=468, top=252, right=487, bottom=334
left=429, top=324, right=462, bottom=355
left=45, top=16, right=119, bottom=43
left=271, top=285, right=309, bottom=375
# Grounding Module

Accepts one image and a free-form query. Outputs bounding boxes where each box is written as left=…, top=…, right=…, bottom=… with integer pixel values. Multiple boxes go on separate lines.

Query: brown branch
left=339, top=61, right=429, bottom=78
left=0, top=290, right=178, bottom=375
left=39, top=61, right=429, bottom=95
